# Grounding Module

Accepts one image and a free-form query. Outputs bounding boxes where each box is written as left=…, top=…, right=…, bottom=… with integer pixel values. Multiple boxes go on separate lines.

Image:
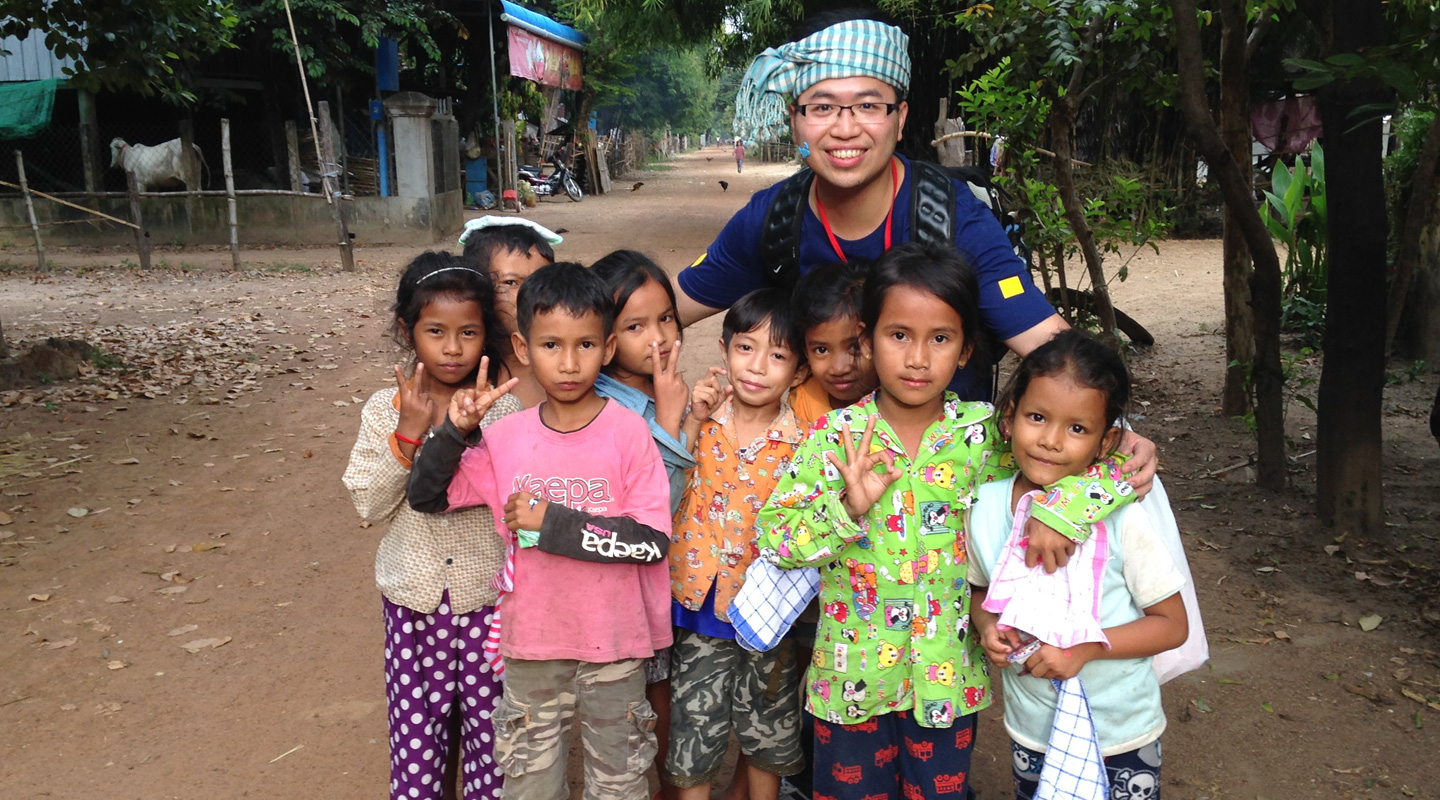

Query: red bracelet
left=394, top=431, right=424, bottom=446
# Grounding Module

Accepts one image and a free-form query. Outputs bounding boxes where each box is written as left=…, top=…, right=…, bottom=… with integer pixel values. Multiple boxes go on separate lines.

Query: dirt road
left=1, top=149, right=1437, bottom=799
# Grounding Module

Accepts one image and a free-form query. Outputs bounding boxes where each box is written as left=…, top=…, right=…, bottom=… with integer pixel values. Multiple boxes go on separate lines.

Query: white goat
left=109, top=137, right=210, bottom=191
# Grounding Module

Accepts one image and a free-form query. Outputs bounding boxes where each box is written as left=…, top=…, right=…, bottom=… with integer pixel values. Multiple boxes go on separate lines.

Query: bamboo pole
left=317, top=100, right=355, bottom=271
left=0, top=181, right=139, bottom=229
left=14, top=151, right=45, bottom=270
left=221, top=119, right=241, bottom=269
left=126, top=170, right=151, bottom=270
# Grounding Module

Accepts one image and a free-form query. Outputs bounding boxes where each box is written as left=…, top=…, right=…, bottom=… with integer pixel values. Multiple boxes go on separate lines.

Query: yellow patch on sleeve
left=999, top=276, right=1024, bottom=299
left=690, top=252, right=707, bottom=268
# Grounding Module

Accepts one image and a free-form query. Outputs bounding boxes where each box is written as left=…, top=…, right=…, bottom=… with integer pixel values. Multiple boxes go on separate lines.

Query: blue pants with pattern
left=1011, top=739, right=1162, bottom=800
left=811, top=709, right=976, bottom=800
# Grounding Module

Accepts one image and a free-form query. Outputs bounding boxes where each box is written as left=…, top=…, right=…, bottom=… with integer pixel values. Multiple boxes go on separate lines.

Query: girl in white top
left=967, top=330, right=1188, bottom=799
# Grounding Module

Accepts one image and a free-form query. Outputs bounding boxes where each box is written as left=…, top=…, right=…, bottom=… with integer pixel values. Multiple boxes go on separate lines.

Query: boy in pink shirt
left=409, top=262, right=672, bottom=800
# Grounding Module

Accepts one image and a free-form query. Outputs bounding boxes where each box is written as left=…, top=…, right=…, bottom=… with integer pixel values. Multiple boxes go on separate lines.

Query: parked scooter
left=518, top=155, right=582, bottom=202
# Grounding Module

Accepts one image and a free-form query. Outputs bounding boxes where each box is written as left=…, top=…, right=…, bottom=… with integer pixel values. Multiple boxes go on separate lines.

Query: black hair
left=996, top=330, right=1131, bottom=453
left=515, top=261, right=615, bottom=339
left=590, top=249, right=681, bottom=339
left=860, top=241, right=981, bottom=357
left=390, top=251, right=508, bottom=383
left=722, top=288, right=806, bottom=361
left=793, top=259, right=872, bottom=335
left=461, top=224, right=556, bottom=270
left=788, top=8, right=907, bottom=102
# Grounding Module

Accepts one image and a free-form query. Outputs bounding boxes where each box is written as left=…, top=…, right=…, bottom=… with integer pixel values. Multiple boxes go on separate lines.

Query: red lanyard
left=815, top=158, right=901, bottom=264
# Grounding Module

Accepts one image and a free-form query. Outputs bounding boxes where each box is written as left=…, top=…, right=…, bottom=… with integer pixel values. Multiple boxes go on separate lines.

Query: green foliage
left=1384, top=105, right=1437, bottom=257
left=956, top=59, right=1168, bottom=298
left=236, top=0, right=457, bottom=85
left=1262, top=143, right=1329, bottom=331
left=0, top=0, right=239, bottom=103
left=592, top=47, right=718, bottom=138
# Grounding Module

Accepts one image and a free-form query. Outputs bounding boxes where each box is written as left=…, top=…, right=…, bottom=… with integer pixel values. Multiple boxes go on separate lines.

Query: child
left=407, top=262, right=673, bottom=800
left=342, top=251, right=523, bottom=800
left=666, top=290, right=810, bottom=800
left=755, top=242, right=1132, bottom=800
left=590, top=249, right=698, bottom=798
left=591, top=249, right=697, bottom=511
left=789, top=259, right=878, bottom=422
left=968, top=331, right=1188, bottom=799
left=459, top=216, right=561, bottom=408
left=734, top=137, right=746, bottom=173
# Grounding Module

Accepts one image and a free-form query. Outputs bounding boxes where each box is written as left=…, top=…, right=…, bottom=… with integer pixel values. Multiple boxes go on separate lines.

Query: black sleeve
left=406, top=418, right=482, bottom=513
left=535, top=503, right=668, bottom=565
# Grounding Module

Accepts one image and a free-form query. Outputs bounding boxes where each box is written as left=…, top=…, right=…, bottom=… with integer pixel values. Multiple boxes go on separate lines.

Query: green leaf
left=1192, top=697, right=1213, bottom=713
left=1325, top=53, right=1366, bottom=68
left=1294, top=73, right=1336, bottom=91
left=1358, top=614, right=1383, bottom=631
left=1261, top=701, right=1274, bottom=712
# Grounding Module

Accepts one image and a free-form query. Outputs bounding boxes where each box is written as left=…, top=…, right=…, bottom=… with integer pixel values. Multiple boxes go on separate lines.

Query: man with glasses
left=672, top=10, right=1073, bottom=405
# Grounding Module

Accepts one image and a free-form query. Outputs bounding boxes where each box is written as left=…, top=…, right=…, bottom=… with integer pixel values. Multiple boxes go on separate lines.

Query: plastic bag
left=1142, top=476, right=1209, bottom=683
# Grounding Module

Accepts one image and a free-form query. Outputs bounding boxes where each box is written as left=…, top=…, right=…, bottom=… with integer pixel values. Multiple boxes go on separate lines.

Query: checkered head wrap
left=733, top=19, right=911, bottom=143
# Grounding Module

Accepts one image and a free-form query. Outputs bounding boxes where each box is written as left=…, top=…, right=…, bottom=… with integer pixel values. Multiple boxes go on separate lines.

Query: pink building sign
left=507, top=26, right=582, bottom=91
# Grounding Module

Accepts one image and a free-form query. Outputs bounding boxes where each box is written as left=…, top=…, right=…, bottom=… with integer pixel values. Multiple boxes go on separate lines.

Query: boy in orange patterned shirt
left=664, top=289, right=810, bottom=800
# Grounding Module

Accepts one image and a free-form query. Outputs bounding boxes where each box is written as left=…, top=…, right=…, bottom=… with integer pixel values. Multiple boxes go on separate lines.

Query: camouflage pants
left=663, top=629, right=805, bottom=787
left=492, top=658, right=655, bottom=800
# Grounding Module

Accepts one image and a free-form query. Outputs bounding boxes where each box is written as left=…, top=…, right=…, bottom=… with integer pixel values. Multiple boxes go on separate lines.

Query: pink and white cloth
left=979, top=490, right=1111, bottom=651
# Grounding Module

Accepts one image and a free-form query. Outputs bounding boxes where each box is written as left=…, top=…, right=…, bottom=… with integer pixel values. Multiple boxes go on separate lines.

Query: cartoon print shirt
left=670, top=397, right=804, bottom=624
left=757, top=391, right=1135, bottom=728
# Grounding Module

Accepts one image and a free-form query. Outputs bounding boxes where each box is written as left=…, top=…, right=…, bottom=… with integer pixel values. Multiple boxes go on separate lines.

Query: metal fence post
left=14, top=150, right=45, bottom=271
left=222, top=119, right=241, bottom=269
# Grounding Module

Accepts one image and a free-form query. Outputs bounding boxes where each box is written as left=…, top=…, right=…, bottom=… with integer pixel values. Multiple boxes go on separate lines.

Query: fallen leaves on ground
left=179, top=636, right=232, bottom=654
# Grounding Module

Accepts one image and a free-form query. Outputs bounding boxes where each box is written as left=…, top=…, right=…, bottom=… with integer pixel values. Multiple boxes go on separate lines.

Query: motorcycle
left=517, top=155, right=583, bottom=202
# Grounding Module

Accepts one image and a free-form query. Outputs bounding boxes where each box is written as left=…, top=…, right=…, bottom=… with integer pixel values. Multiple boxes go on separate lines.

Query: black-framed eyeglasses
left=794, top=102, right=900, bottom=124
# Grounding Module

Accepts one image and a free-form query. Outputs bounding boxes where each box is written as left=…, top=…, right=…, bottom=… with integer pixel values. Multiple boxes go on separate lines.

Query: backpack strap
left=909, top=160, right=956, bottom=247
left=759, top=167, right=815, bottom=289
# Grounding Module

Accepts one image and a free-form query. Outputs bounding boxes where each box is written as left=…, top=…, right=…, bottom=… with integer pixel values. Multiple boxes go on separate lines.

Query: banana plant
left=1262, top=143, right=1328, bottom=304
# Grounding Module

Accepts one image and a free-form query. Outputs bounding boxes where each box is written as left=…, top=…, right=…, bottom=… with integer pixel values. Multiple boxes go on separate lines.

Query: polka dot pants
left=384, top=593, right=502, bottom=800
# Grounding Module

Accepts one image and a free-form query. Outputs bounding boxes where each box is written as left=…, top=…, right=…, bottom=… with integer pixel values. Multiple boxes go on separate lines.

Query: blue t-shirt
left=678, top=154, right=1056, bottom=400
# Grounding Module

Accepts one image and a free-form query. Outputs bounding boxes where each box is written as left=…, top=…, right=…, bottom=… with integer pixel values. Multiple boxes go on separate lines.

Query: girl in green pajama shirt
left=756, top=241, right=1132, bottom=799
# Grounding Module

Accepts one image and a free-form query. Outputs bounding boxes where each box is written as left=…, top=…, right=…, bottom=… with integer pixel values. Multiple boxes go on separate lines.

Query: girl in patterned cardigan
left=342, top=252, right=520, bottom=800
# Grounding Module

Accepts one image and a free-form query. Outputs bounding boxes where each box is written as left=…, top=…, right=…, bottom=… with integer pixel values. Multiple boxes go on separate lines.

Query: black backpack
left=759, top=160, right=1017, bottom=398
left=758, top=160, right=1017, bottom=290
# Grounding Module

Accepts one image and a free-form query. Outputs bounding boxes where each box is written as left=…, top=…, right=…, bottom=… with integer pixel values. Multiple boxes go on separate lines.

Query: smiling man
left=673, top=10, right=1068, bottom=404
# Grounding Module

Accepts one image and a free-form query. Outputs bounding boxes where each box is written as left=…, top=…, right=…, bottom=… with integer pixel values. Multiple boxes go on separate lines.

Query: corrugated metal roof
left=0, top=32, right=77, bottom=83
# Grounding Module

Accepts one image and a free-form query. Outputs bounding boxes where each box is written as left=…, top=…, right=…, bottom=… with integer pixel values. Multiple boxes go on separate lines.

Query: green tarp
left=0, top=78, right=62, bottom=139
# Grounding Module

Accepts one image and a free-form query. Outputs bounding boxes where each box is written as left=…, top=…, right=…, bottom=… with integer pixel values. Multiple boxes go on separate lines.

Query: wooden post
left=78, top=89, right=101, bottom=193
left=285, top=120, right=303, bottom=192
left=178, top=119, right=199, bottom=189
left=15, top=151, right=45, bottom=270
left=125, top=170, right=151, bottom=270
left=221, top=119, right=241, bottom=269
left=317, top=100, right=355, bottom=271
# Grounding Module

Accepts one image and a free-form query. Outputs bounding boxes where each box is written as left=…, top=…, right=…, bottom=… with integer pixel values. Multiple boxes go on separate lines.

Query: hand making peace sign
left=394, top=362, right=439, bottom=440
left=651, top=339, right=689, bottom=439
left=447, top=356, right=521, bottom=435
left=826, top=416, right=904, bottom=519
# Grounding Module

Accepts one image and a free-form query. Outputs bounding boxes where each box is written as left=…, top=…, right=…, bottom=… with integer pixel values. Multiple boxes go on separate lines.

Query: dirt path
left=2, top=149, right=1437, bottom=799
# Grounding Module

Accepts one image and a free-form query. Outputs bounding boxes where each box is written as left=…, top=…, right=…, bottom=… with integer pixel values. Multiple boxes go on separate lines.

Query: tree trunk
left=1219, top=0, right=1255, bottom=416
left=1049, top=96, right=1119, bottom=342
left=1170, top=0, right=1288, bottom=491
left=1314, top=0, right=1388, bottom=537
left=1386, top=108, right=1440, bottom=357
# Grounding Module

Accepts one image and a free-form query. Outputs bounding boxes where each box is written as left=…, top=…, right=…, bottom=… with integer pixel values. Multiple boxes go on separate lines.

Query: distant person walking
left=733, top=137, right=745, bottom=173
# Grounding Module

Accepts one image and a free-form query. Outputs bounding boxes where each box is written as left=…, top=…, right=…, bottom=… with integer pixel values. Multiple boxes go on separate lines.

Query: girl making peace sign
left=343, top=252, right=520, bottom=800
